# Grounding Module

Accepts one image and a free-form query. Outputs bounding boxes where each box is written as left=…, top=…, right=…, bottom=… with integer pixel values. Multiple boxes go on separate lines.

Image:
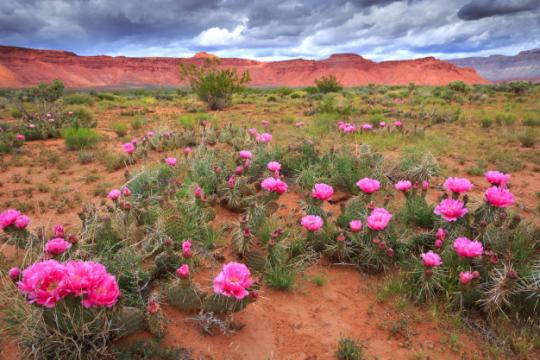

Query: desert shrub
left=479, top=115, right=493, bottom=128
left=267, top=95, right=278, bottom=102
left=495, top=112, right=517, bottom=126
left=336, top=336, right=363, bottom=360
left=0, top=132, right=24, bottom=153
left=61, top=128, right=101, bottom=150
left=517, top=131, right=538, bottom=148
left=290, top=91, right=303, bottom=99
left=64, top=106, right=96, bottom=128
left=110, top=122, right=128, bottom=137
left=100, top=153, right=127, bottom=171
left=317, top=94, right=337, bottom=113
left=315, top=74, right=343, bottom=93
left=507, top=81, right=533, bottom=95
left=448, top=81, right=468, bottom=93
left=265, top=262, right=296, bottom=291
left=180, top=59, right=250, bottom=110
left=10, top=107, right=22, bottom=118
left=78, top=150, right=95, bottom=164
left=63, top=93, right=94, bottom=105
left=304, top=86, right=319, bottom=95
left=131, top=115, right=148, bottom=130
left=523, top=114, right=540, bottom=127
left=178, top=114, right=197, bottom=129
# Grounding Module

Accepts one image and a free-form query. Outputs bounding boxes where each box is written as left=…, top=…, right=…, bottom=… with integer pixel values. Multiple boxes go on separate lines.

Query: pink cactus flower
left=122, top=187, right=132, bottom=196
left=52, top=225, right=64, bottom=239
left=261, top=177, right=288, bottom=194
left=28, top=124, right=36, bottom=129
left=379, top=121, right=386, bottom=127
left=395, top=180, right=412, bottom=192
left=17, top=260, right=68, bottom=308
left=295, top=121, right=305, bottom=128
left=394, top=121, right=402, bottom=127
left=421, top=251, right=442, bottom=267
left=64, top=261, right=107, bottom=296
left=45, top=238, right=72, bottom=255
left=108, top=189, right=121, bottom=201
left=182, top=240, right=192, bottom=258
left=213, top=262, right=254, bottom=300
left=485, top=186, right=515, bottom=208
left=256, top=132, right=272, bottom=143
left=453, top=237, right=483, bottom=258
left=165, top=157, right=177, bottom=166
left=16, top=134, right=25, bottom=141
left=194, top=185, right=203, bottom=199
left=367, top=208, right=393, bottom=231
left=421, top=180, right=429, bottom=190
left=131, top=137, right=138, bottom=145
left=312, top=183, right=334, bottom=201
left=146, top=131, right=155, bottom=137
left=8, top=267, right=20, bottom=280
left=434, top=239, right=443, bottom=249
left=443, top=177, right=473, bottom=194
left=228, top=175, right=235, bottom=189
left=484, top=170, right=510, bottom=187
left=267, top=161, right=281, bottom=172
left=459, top=271, right=478, bottom=285
left=14, top=215, right=30, bottom=229
left=243, top=159, right=251, bottom=169
left=349, top=220, right=363, bottom=232
left=0, top=209, right=22, bottom=229
left=183, top=146, right=192, bottom=155
left=361, top=123, right=373, bottom=131
left=82, top=273, right=120, bottom=308
left=176, top=264, right=190, bottom=279
left=122, top=142, right=135, bottom=155
left=239, top=150, right=252, bottom=159
left=434, top=199, right=468, bottom=222
left=301, top=215, right=324, bottom=232
left=436, top=228, right=446, bottom=241
left=147, top=299, right=160, bottom=314
left=356, top=178, right=381, bottom=194
left=262, top=120, right=270, bottom=128
left=248, top=128, right=258, bottom=136
left=235, top=166, right=244, bottom=175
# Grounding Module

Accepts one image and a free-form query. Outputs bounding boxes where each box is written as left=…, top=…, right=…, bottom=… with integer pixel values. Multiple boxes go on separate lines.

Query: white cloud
left=195, top=18, right=247, bottom=46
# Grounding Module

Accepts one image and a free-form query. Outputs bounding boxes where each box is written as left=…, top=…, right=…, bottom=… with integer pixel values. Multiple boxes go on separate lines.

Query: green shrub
left=336, top=336, right=363, bottom=360
left=64, top=106, right=96, bottom=128
left=495, top=112, right=516, bottom=126
left=178, top=114, right=196, bottom=129
left=180, top=59, right=250, bottom=110
left=0, top=132, right=23, bottom=153
left=78, top=150, right=95, bottom=164
left=517, top=131, right=538, bottom=148
left=61, top=128, right=101, bottom=150
left=265, top=263, right=295, bottom=291
left=523, top=114, right=540, bottom=127
left=267, top=95, right=278, bottom=102
left=448, top=81, right=467, bottom=92
left=315, top=74, right=343, bottom=93
left=131, top=115, right=148, bottom=130
left=63, top=93, right=94, bottom=105
left=479, top=115, right=493, bottom=128
left=110, top=122, right=128, bottom=137
left=10, top=107, right=22, bottom=119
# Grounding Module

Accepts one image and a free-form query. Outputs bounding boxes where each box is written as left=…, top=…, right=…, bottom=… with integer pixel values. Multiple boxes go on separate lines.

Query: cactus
left=113, top=306, right=147, bottom=338
left=154, top=251, right=181, bottom=277
left=167, top=282, right=204, bottom=312
left=202, top=294, right=253, bottom=315
left=245, top=251, right=267, bottom=273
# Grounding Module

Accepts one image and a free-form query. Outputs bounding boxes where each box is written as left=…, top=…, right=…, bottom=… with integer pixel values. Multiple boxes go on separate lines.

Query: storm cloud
left=1, top=0, right=539, bottom=60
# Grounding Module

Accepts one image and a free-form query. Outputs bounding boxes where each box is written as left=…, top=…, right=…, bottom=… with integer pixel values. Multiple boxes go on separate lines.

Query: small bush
left=517, top=131, right=538, bottom=148
left=63, top=93, right=94, bottom=105
left=110, top=122, right=128, bottom=137
left=479, top=115, right=493, bottom=128
left=265, top=263, right=295, bottom=291
left=179, top=114, right=196, bottom=129
left=495, top=112, right=516, bottom=126
left=315, top=74, right=343, bottom=93
left=78, top=150, right=95, bottom=164
left=267, top=95, right=278, bottom=102
left=523, top=114, right=540, bottom=127
left=336, top=336, right=363, bottom=360
left=61, top=128, right=101, bottom=150
left=10, top=107, right=22, bottom=118
left=131, top=115, right=148, bottom=130
left=64, top=106, right=96, bottom=128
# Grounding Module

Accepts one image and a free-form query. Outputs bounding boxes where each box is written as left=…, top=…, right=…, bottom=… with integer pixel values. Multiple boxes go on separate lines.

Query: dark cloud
left=0, top=0, right=538, bottom=60
left=458, top=0, right=540, bottom=20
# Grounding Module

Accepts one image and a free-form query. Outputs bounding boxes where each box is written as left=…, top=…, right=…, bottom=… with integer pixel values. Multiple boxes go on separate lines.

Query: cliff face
left=449, top=49, right=540, bottom=83
left=0, top=46, right=489, bottom=88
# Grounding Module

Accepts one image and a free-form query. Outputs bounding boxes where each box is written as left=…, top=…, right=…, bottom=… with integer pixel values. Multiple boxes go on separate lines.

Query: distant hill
left=449, top=49, right=540, bottom=83
left=0, top=45, right=488, bottom=89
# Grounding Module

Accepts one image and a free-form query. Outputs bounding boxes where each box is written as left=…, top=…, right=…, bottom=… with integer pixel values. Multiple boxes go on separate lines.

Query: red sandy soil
left=0, top=46, right=489, bottom=89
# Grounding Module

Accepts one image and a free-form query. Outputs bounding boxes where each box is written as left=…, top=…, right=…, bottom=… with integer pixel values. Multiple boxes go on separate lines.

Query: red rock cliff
left=0, top=46, right=489, bottom=88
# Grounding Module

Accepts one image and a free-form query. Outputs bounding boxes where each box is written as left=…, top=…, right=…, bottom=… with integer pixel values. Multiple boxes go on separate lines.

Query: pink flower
left=17, top=260, right=68, bottom=308
left=295, top=121, right=305, bottom=128
left=243, top=159, right=251, bottom=169
left=262, top=120, right=270, bottom=128
left=235, top=166, right=244, bottom=175
left=213, top=262, right=254, bottom=300
left=54, top=224, right=65, bottom=238
left=16, top=134, right=25, bottom=141
left=195, top=185, right=203, bottom=199
left=165, top=157, right=177, bottom=166
left=45, top=238, right=72, bottom=255
left=459, top=271, right=478, bottom=285
left=301, top=215, right=324, bottom=232
left=349, top=220, right=363, bottom=232
left=434, top=239, right=443, bottom=249
left=361, top=123, right=373, bottom=131
left=146, top=131, right=155, bottom=137
left=356, top=178, right=381, bottom=194
left=453, top=237, right=483, bottom=258
left=421, top=180, right=429, bottom=190
left=239, top=150, right=252, bottom=159
left=82, top=273, right=120, bottom=308
left=248, top=128, right=258, bottom=136
left=147, top=299, right=160, bottom=314
left=176, top=264, right=190, bottom=279
left=395, top=180, right=412, bottom=192
left=64, top=261, right=107, bottom=296
left=8, top=267, right=20, bottom=280
left=108, top=189, right=121, bottom=201
left=28, top=124, right=36, bottom=129
left=256, top=132, right=272, bottom=143
left=394, top=121, right=402, bottom=127
left=484, top=171, right=510, bottom=187
left=379, top=121, right=386, bottom=127
left=122, top=142, right=135, bottom=155
left=267, top=161, right=281, bottom=172
left=421, top=251, right=442, bottom=267
left=367, top=208, right=393, bottom=231
left=0, top=209, right=22, bottom=229
left=436, top=228, right=446, bottom=241
left=131, top=138, right=138, bottom=145
left=183, top=146, right=192, bottom=155
left=434, top=199, right=468, bottom=222
left=122, top=187, right=132, bottom=196
left=261, top=177, right=288, bottom=194
left=14, top=215, right=30, bottom=229
left=443, top=177, right=473, bottom=194
left=485, top=186, right=515, bottom=208
left=228, top=175, right=235, bottom=189
left=182, top=240, right=192, bottom=258
left=312, top=183, right=334, bottom=201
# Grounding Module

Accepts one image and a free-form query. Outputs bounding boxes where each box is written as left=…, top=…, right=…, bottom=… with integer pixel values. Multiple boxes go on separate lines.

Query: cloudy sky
left=1, top=0, right=539, bottom=61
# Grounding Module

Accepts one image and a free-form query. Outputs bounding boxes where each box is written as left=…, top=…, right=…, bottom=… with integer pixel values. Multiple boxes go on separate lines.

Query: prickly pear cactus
left=113, top=306, right=147, bottom=338
left=154, top=251, right=181, bottom=276
left=202, top=294, right=253, bottom=315
left=167, top=282, right=203, bottom=312
left=245, top=251, right=267, bottom=273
